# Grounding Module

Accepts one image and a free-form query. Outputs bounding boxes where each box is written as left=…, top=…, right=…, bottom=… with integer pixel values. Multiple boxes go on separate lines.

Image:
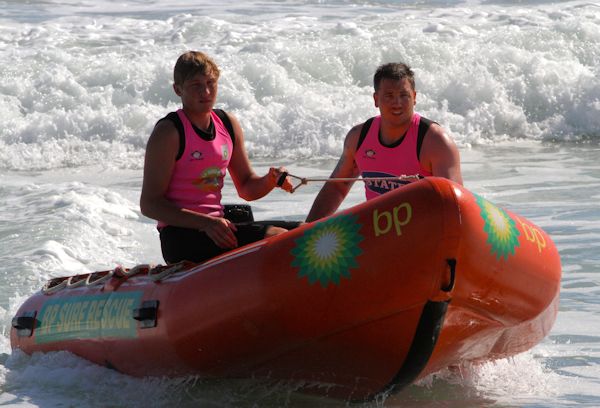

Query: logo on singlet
left=363, top=149, right=376, bottom=159
left=192, top=166, right=223, bottom=192
left=362, top=171, right=411, bottom=195
left=190, top=151, right=203, bottom=160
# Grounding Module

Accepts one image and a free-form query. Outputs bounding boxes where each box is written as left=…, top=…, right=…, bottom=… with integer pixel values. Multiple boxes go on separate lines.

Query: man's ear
left=373, top=92, right=379, bottom=108
left=173, top=83, right=182, bottom=97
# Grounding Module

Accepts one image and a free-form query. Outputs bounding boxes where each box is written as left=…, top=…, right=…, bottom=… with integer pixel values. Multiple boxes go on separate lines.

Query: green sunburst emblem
left=291, top=214, right=363, bottom=287
left=475, top=194, right=521, bottom=260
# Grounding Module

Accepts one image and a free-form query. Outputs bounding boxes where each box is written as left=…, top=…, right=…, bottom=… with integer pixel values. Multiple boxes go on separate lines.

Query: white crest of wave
left=1, top=1, right=598, bottom=171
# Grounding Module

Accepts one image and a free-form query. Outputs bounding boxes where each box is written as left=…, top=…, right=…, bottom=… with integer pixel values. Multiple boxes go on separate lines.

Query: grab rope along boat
left=11, top=177, right=561, bottom=401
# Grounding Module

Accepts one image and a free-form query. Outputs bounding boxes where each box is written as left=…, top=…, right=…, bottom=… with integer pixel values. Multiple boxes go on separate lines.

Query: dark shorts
left=159, top=223, right=268, bottom=264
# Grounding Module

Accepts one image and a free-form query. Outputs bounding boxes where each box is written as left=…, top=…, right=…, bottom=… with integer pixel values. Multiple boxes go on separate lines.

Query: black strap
left=155, top=112, right=186, bottom=161
left=356, top=115, right=437, bottom=161
left=213, top=109, right=235, bottom=148
left=356, top=117, right=375, bottom=151
left=361, top=300, right=449, bottom=401
left=156, top=109, right=236, bottom=162
left=417, top=117, right=436, bottom=160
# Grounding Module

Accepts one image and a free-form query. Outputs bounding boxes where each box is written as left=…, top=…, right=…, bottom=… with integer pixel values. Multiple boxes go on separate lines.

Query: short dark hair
left=174, top=51, right=220, bottom=86
left=373, top=63, right=415, bottom=91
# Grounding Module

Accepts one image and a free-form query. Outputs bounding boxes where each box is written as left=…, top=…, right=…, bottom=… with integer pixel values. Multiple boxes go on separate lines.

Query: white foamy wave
left=0, top=174, right=163, bottom=306
left=404, top=350, right=562, bottom=407
left=1, top=1, right=598, bottom=171
left=2, top=350, right=183, bottom=408
left=469, top=353, right=561, bottom=403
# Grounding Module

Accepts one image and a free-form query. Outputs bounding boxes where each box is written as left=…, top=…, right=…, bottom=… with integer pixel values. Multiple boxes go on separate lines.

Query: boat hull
left=11, top=178, right=561, bottom=400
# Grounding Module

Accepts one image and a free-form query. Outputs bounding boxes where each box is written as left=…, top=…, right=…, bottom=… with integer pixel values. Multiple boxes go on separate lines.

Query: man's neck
left=379, top=118, right=411, bottom=145
left=183, top=108, right=212, bottom=131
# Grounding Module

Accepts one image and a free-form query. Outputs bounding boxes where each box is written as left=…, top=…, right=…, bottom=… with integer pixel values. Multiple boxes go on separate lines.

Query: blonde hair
left=173, top=51, right=220, bottom=86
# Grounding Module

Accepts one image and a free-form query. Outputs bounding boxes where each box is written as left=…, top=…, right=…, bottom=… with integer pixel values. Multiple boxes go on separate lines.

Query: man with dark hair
left=306, top=62, right=463, bottom=222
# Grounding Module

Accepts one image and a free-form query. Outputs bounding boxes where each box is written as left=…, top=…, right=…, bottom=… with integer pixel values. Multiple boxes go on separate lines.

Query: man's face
left=174, top=72, right=218, bottom=113
left=373, top=78, right=416, bottom=125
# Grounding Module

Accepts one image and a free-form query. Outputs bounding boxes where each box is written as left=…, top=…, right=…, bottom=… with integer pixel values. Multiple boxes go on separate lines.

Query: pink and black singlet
left=355, top=113, right=433, bottom=201
left=157, top=109, right=233, bottom=228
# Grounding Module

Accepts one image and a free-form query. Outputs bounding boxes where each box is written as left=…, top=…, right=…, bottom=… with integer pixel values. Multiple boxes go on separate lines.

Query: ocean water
left=1, top=0, right=599, bottom=406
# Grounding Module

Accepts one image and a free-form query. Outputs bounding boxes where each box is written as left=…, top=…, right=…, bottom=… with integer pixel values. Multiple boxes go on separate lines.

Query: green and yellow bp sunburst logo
left=291, top=214, right=363, bottom=287
left=475, top=194, right=520, bottom=260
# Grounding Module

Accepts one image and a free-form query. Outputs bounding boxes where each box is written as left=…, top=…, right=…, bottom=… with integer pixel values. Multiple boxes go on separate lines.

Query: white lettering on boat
left=35, top=292, right=143, bottom=344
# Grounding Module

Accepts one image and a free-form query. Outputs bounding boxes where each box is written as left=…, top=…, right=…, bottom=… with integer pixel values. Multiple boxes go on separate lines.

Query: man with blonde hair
left=141, top=51, right=293, bottom=263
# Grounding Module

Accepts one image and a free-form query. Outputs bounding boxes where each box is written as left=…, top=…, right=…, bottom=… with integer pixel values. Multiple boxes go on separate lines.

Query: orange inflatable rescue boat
left=11, top=178, right=561, bottom=401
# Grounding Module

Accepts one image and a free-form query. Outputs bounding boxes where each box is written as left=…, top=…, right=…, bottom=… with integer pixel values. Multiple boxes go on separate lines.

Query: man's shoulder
left=151, top=114, right=180, bottom=145
left=420, top=120, right=458, bottom=157
left=350, top=117, right=378, bottom=151
left=422, top=121, right=448, bottom=141
left=349, top=122, right=365, bottom=136
left=154, top=116, right=178, bottom=133
left=344, top=122, right=366, bottom=150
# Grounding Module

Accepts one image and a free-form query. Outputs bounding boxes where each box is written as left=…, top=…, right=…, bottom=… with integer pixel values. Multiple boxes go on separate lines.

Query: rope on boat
left=280, top=172, right=422, bottom=193
left=85, top=270, right=115, bottom=286
left=41, top=262, right=188, bottom=295
left=116, top=263, right=155, bottom=278
left=148, top=262, right=187, bottom=282
left=65, top=275, right=87, bottom=289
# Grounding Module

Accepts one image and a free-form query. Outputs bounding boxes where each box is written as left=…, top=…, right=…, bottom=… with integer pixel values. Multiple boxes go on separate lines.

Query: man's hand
left=204, top=217, right=238, bottom=248
left=269, top=167, right=294, bottom=193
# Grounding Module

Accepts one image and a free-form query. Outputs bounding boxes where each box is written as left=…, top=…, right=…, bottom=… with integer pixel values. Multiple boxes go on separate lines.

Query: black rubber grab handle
left=276, top=171, right=288, bottom=187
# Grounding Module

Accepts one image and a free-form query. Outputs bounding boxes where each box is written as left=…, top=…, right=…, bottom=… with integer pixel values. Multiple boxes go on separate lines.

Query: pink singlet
left=158, top=109, right=233, bottom=228
left=355, top=113, right=432, bottom=201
